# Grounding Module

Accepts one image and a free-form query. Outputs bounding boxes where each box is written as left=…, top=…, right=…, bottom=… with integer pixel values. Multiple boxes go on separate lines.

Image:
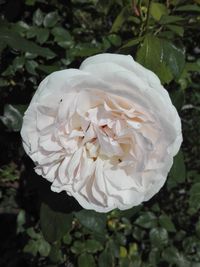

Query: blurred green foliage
left=0, top=0, right=200, bottom=266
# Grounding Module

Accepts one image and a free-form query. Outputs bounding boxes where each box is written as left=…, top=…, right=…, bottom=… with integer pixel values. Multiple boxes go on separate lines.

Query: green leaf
left=99, top=248, right=114, bottom=267
left=158, top=214, right=176, bottom=232
left=108, top=239, right=119, bottom=258
left=149, top=248, right=160, bottom=266
left=37, top=239, right=51, bottom=257
left=23, top=240, right=38, bottom=256
left=184, top=62, right=200, bottom=73
left=36, top=28, right=49, bottom=44
left=40, top=203, right=73, bottom=243
left=137, top=35, right=185, bottom=83
left=120, top=246, right=127, bottom=258
left=170, top=89, right=185, bottom=111
left=17, top=210, right=26, bottom=234
left=51, top=27, right=74, bottom=48
left=51, top=27, right=71, bottom=37
left=120, top=37, right=143, bottom=50
left=0, top=28, right=55, bottom=58
left=85, top=240, right=103, bottom=253
left=38, top=64, right=60, bottom=74
left=63, top=232, right=72, bottom=245
left=107, top=34, right=122, bottom=47
left=183, top=237, right=200, bottom=256
left=71, top=241, right=86, bottom=254
left=26, top=26, right=49, bottom=44
left=162, top=40, right=185, bottom=78
left=0, top=104, right=23, bottom=132
left=110, top=5, right=131, bottom=33
left=132, top=226, right=145, bottom=241
left=149, top=227, right=168, bottom=248
left=49, top=244, right=64, bottom=264
left=33, top=9, right=44, bottom=26
left=166, top=25, right=184, bottom=37
left=189, top=183, right=200, bottom=213
left=115, top=232, right=127, bottom=246
left=44, top=12, right=59, bottom=28
left=78, top=253, right=96, bottom=267
left=26, top=26, right=37, bottom=38
left=135, top=212, right=157, bottom=229
left=159, top=15, right=184, bottom=25
left=162, top=247, right=179, bottom=264
left=25, top=52, right=37, bottom=59
left=11, top=21, right=30, bottom=35
left=74, top=210, right=107, bottom=234
left=119, top=258, right=131, bottom=267
left=71, top=43, right=103, bottom=57
left=162, top=247, right=189, bottom=266
left=27, top=227, right=41, bottom=239
left=176, top=4, right=200, bottom=12
left=74, top=231, right=82, bottom=238
left=102, top=37, right=111, bottom=50
left=25, top=60, right=38, bottom=75
left=13, top=56, right=25, bottom=71
left=136, top=35, right=173, bottom=83
left=129, top=242, right=138, bottom=257
left=115, top=205, right=142, bottom=219
left=168, top=150, right=186, bottom=188
left=150, top=3, right=168, bottom=21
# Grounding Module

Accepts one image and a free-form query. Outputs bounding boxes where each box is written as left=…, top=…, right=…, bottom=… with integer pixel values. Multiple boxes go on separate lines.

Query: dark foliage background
left=0, top=0, right=200, bottom=266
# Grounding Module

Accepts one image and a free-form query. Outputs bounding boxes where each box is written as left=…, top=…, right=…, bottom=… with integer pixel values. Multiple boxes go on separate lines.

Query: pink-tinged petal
left=105, top=166, right=142, bottom=191
left=66, top=148, right=83, bottom=181
left=95, top=127, right=123, bottom=157
left=38, top=134, right=62, bottom=152
left=35, top=161, right=60, bottom=182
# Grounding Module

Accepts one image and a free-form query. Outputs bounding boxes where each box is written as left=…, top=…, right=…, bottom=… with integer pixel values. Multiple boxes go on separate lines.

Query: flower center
left=85, top=138, right=99, bottom=160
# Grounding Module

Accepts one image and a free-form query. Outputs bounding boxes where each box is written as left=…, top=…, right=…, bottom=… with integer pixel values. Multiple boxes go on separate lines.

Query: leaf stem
left=144, top=0, right=152, bottom=34
left=139, top=0, right=152, bottom=37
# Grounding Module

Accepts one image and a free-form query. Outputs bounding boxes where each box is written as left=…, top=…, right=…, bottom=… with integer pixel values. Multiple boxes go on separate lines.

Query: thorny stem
left=132, top=0, right=140, bottom=16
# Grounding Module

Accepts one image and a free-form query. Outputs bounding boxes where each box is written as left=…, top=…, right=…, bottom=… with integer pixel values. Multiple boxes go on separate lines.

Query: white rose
left=21, top=53, right=182, bottom=212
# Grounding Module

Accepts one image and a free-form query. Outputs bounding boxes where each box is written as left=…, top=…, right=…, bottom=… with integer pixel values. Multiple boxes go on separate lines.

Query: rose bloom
left=21, top=53, right=182, bottom=212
